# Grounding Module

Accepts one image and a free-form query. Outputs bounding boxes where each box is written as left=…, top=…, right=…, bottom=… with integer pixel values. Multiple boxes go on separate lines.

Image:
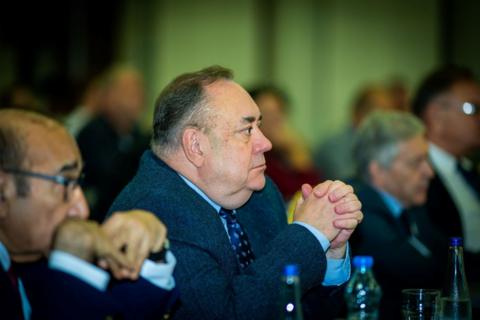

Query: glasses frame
left=461, top=102, right=479, bottom=116
left=2, top=168, right=84, bottom=201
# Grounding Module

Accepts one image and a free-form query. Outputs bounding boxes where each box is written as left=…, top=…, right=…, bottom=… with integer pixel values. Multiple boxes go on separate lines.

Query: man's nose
left=254, top=128, right=272, bottom=154
left=422, top=160, right=434, bottom=179
left=66, top=187, right=90, bottom=219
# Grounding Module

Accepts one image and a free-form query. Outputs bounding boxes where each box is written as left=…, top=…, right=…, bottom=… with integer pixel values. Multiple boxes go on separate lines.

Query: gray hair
left=353, top=110, right=425, bottom=182
left=151, top=66, right=233, bottom=158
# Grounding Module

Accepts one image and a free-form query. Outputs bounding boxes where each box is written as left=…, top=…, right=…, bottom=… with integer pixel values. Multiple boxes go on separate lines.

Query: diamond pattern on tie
left=219, top=208, right=255, bottom=268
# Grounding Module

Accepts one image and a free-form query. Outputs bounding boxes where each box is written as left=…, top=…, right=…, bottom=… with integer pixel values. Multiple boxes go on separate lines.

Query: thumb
left=301, top=183, right=313, bottom=200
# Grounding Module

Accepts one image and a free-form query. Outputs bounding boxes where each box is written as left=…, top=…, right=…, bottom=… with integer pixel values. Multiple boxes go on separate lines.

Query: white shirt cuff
left=140, top=251, right=176, bottom=290
left=49, top=250, right=110, bottom=291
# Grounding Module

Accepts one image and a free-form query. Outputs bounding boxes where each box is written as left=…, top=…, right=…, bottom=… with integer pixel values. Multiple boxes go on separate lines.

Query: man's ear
left=181, top=128, right=206, bottom=168
left=368, top=161, right=384, bottom=188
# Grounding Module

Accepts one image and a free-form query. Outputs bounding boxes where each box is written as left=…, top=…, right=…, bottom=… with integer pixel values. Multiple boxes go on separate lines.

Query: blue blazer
left=110, top=150, right=343, bottom=320
left=16, top=259, right=179, bottom=320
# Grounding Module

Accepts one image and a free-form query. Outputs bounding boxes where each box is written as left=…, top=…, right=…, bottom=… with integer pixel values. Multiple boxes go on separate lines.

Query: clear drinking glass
left=402, top=289, right=440, bottom=320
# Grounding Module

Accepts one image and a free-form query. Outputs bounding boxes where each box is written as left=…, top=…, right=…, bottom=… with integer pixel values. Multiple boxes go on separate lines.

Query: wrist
left=54, top=242, right=94, bottom=262
left=326, top=244, right=346, bottom=259
left=53, top=228, right=95, bottom=262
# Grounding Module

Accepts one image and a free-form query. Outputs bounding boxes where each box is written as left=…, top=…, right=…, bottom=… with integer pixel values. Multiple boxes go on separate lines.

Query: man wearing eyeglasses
left=412, top=65, right=480, bottom=278
left=0, top=109, right=178, bottom=319
left=350, top=110, right=448, bottom=319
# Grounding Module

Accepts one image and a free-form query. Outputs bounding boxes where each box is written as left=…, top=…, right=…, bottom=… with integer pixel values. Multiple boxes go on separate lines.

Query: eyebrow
left=241, top=114, right=262, bottom=124
left=56, top=161, right=80, bottom=174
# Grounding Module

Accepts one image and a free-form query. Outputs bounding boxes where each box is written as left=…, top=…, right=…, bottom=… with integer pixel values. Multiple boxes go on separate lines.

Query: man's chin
left=249, top=175, right=266, bottom=191
left=413, top=195, right=427, bottom=206
left=10, top=250, right=45, bottom=263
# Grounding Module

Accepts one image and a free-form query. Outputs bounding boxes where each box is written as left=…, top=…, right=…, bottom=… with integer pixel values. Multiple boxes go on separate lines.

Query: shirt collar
left=429, top=143, right=457, bottom=174
left=178, top=173, right=222, bottom=213
left=0, top=241, right=11, bottom=272
left=376, top=188, right=404, bottom=218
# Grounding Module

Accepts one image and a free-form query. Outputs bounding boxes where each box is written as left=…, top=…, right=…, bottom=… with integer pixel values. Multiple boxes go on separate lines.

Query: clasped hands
left=53, top=210, right=167, bottom=280
left=294, top=180, right=363, bottom=258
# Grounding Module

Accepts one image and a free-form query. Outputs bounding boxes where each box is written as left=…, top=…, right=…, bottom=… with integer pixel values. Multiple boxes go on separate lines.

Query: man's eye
left=244, top=127, right=253, bottom=135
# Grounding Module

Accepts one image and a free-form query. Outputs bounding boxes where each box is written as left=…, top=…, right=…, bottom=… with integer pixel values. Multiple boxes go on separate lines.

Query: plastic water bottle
left=440, top=237, right=472, bottom=320
left=279, top=264, right=304, bottom=320
left=344, top=256, right=382, bottom=320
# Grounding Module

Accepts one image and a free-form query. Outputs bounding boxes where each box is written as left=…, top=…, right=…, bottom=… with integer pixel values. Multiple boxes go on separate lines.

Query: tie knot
left=219, top=208, right=236, bottom=221
left=219, top=207, right=233, bottom=216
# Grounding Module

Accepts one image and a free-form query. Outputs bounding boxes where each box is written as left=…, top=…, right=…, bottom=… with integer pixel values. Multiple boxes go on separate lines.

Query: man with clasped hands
left=110, top=66, right=363, bottom=320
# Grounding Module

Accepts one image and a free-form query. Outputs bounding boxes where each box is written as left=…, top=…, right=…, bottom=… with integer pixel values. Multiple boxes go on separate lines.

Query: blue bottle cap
left=353, top=256, right=374, bottom=268
left=284, top=264, right=299, bottom=276
left=449, top=237, right=463, bottom=246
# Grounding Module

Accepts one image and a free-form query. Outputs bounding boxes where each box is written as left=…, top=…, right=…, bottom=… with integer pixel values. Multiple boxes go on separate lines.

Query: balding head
left=0, top=109, right=70, bottom=195
left=100, top=66, right=145, bottom=134
left=352, top=85, right=395, bottom=127
left=0, top=109, right=88, bottom=261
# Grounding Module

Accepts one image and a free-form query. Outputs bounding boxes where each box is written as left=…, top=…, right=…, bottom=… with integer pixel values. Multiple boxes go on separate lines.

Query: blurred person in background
left=64, top=75, right=106, bottom=137
left=350, top=110, right=447, bottom=319
left=248, top=85, right=322, bottom=202
left=0, top=109, right=177, bottom=319
left=0, top=83, right=44, bottom=112
left=314, top=84, right=395, bottom=181
left=412, top=65, right=480, bottom=279
left=76, top=65, right=149, bottom=222
left=387, top=76, right=410, bottom=112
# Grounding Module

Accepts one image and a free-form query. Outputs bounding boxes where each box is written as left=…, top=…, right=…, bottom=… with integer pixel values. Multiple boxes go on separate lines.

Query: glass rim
left=402, top=288, right=440, bottom=295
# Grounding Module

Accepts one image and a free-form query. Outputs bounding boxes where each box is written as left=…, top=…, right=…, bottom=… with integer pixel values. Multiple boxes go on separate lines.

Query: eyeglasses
left=3, top=168, right=84, bottom=201
left=461, top=102, right=479, bottom=116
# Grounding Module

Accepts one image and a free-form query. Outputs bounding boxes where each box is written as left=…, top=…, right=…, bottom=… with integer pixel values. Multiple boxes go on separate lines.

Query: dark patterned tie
left=219, top=208, right=255, bottom=268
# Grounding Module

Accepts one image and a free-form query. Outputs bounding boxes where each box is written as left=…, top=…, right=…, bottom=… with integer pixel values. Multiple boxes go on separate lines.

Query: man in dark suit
left=0, top=109, right=178, bottom=319
left=76, top=66, right=149, bottom=222
left=412, top=65, right=480, bottom=275
left=110, top=66, right=364, bottom=319
left=350, top=110, right=448, bottom=319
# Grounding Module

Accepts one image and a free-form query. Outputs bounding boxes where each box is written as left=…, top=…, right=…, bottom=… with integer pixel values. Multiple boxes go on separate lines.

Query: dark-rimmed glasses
left=3, top=168, right=84, bottom=201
